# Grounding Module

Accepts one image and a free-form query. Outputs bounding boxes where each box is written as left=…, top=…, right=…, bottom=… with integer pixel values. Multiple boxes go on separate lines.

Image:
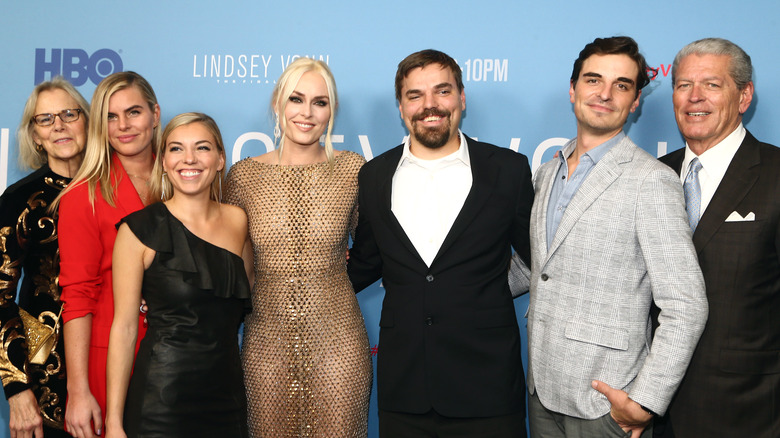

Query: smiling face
left=570, top=54, right=640, bottom=139
left=107, top=85, right=160, bottom=158
left=398, top=63, right=465, bottom=157
left=673, top=53, right=753, bottom=154
left=31, top=88, right=87, bottom=169
left=280, top=71, right=331, bottom=150
left=162, top=122, right=225, bottom=199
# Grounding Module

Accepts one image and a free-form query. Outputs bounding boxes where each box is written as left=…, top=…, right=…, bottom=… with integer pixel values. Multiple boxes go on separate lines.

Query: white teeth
left=423, top=116, right=441, bottom=122
left=180, top=170, right=201, bottom=177
left=687, top=112, right=710, bottom=116
left=295, top=122, right=314, bottom=128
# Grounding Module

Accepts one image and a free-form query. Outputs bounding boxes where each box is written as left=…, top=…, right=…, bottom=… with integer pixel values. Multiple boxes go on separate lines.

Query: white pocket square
left=725, top=211, right=755, bottom=222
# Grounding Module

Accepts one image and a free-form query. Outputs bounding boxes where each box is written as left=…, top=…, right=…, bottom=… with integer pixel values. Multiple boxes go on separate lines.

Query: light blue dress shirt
left=545, top=131, right=625, bottom=250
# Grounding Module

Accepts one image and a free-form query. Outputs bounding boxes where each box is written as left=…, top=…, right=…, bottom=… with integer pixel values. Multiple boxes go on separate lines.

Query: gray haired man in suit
left=655, top=38, right=780, bottom=438
left=510, top=36, right=708, bottom=437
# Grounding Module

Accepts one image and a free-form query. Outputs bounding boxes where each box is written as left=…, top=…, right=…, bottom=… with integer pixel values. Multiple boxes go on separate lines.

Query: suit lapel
left=111, top=153, right=144, bottom=216
left=533, top=142, right=567, bottom=263
left=663, top=149, right=685, bottom=175
left=375, top=147, right=426, bottom=265
left=545, top=137, right=633, bottom=264
left=431, top=138, right=497, bottom=267
left=692, top=132, right=761, bottom=252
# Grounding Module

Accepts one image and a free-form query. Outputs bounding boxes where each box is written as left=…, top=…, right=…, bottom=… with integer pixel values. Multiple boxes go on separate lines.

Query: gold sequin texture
left=225, top=151, right=372, bottom=437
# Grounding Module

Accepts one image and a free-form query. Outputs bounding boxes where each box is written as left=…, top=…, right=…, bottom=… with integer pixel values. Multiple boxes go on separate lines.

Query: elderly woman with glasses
left=0, top=77, right=89, bottom=438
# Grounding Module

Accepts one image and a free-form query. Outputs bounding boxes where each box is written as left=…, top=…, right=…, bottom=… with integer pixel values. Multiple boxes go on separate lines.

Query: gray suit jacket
left=517, top=135, right=707, bottom=419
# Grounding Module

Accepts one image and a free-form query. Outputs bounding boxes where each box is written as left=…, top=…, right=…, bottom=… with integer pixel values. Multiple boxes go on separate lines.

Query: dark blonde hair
left=152, top=112, right=226, bottom=202
left=57, top=71, right=161, bottom=208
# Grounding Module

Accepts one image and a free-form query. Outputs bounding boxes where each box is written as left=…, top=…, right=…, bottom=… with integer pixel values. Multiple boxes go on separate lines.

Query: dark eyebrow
left=126, top=105, right=144, bottom=112
left=291, top=90, right=330, bottom=101
left=583, top=72, right=635, bottom=86
left=405, top=82, right=453, bottom=97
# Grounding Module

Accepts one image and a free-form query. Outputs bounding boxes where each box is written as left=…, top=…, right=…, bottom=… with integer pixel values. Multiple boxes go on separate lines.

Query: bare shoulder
left=220, top=203, right=247, bottom=227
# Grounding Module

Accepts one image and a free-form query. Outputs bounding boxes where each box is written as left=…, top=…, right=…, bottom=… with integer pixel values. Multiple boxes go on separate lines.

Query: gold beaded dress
left=225, top=151, right=372, bottom=437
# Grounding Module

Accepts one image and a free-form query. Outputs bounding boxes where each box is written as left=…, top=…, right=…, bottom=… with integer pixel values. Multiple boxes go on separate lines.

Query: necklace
left=126, top=172, right=150, bottom=182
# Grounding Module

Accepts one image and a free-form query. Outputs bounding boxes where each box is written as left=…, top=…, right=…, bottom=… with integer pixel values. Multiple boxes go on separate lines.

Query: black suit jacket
left=348, top=136, right=533, bottom=417
left=659, top=131, right=780, bottom=437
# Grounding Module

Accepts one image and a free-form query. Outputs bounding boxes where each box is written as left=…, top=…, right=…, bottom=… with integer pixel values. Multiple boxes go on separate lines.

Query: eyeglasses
left=31, top=109, right=82, bottom=127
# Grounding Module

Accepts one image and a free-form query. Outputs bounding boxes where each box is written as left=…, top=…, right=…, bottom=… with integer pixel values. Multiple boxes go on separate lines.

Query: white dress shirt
left=681, top=124, right=746, bottom=219
left=391, top=131, right=472, bottom=267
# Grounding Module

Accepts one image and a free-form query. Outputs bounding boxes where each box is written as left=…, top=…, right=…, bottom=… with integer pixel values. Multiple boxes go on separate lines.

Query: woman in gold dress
left=0, top=77, right=89, bottom=437
left=225, top=58, right=372, bottom=437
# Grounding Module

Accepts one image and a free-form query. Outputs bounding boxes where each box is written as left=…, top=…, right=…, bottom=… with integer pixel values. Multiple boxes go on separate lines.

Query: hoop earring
left=273, top=113, right=281, bottom=144
left=161, top=172, right=167, bottom=200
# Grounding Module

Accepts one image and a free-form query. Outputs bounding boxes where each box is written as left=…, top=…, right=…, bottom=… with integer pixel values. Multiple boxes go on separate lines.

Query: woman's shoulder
left=121, top=202, right=168, bottom=230
left=334, top=150, right=367, bottom=170
left=0, top=168, right=47, bottom=209
left=225, top=155, right=265, bottom=180
left=220, top=203, right=247, bottom=224
left=119, top=203, right=174, bottom=252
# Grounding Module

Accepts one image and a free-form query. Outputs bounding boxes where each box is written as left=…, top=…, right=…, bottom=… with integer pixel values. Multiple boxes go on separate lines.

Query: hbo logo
left=34, top=48, right=123, bottom=86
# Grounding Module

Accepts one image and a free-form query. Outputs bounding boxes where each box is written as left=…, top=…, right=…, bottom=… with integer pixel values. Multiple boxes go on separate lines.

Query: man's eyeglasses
left=31, top=109, right=82, bottom=127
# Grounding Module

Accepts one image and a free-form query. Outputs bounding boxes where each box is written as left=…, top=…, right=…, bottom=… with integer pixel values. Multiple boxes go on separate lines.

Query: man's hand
left=591, top=380, right=652, bottom=437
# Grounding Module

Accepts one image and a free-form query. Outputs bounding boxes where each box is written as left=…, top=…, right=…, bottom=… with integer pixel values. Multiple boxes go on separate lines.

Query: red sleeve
left=58, top=182, right=102, bottom=322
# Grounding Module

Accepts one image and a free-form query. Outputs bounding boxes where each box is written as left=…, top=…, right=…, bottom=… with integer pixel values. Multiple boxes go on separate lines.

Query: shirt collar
left=397, top=129, right=471, bottom=169
left=559, top=130, right=626, bottom=164
left=682, top=123, right=745, bottom=178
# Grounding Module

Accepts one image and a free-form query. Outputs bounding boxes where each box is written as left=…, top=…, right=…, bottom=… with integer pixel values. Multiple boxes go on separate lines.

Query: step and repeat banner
left=2, top=1, right=779, bottom=436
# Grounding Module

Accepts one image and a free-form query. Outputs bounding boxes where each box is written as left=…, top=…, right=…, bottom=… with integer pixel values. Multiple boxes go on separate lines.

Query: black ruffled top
left=119, top=202, right=250, bottom=438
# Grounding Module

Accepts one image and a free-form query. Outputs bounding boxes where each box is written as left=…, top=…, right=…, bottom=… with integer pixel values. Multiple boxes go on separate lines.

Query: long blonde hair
left=151, top=112, right=226, bottom=202
left=55, top=71, right=161, bottom=209
left=271, top=58, right=338, bottom=168
left=18, top=77, right=90, bottom=170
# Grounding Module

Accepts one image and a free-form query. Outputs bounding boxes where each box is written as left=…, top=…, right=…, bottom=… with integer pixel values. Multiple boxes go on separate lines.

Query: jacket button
left=541, top=274, right=549, bottom=281
left=426, top=274, right=434, bottom=282
left=425, top=317, right=433, bottom=326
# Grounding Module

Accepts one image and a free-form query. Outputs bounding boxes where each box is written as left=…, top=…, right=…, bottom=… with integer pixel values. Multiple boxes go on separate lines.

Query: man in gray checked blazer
left=511, top=36, right=708, bottom=437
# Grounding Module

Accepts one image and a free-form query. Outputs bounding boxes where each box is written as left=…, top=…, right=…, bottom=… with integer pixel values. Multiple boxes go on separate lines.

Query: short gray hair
left=672, top=38, right=752, bottom=90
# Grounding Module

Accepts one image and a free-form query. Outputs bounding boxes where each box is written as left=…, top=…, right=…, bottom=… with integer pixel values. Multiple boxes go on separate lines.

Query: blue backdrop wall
left=2, top=1, right=780, bottom=436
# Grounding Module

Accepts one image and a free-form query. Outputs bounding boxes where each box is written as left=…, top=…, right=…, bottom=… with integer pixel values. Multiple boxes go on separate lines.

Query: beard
left=410, top=108, right=453, bottom=149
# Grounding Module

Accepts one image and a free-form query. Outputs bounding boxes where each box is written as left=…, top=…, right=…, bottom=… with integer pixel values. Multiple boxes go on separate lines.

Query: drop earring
left=217, top=170, right=223, bottom=202
left=273, top=113, right=281, bottom=144
left=161, top=172, right=167, bottom=200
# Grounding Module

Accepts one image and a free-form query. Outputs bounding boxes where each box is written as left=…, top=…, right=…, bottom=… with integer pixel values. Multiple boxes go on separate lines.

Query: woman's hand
left=65, top=389, right=103, bottom=438
left=8, top=389, right=43, bottom=438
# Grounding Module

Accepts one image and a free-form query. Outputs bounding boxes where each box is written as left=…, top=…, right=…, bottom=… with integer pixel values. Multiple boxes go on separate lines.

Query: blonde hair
left=18, top=77, right=90, bottom=170
left=271, top=58, right=338, bottom=168
left=151, top=112, right=226, bottom=202
left=56, top=71, right=161, bottom=209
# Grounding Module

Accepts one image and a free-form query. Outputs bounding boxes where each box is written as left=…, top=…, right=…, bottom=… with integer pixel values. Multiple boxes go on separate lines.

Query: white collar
left=397, top=130, right=470, bottom=169
left=682, top=123, right=745, bottom=179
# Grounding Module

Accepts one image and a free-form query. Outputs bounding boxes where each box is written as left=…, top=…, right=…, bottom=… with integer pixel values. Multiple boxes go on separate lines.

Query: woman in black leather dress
left=0, top=77, right=89, bottom=437
left=104, top=112, right=252, bottom=438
